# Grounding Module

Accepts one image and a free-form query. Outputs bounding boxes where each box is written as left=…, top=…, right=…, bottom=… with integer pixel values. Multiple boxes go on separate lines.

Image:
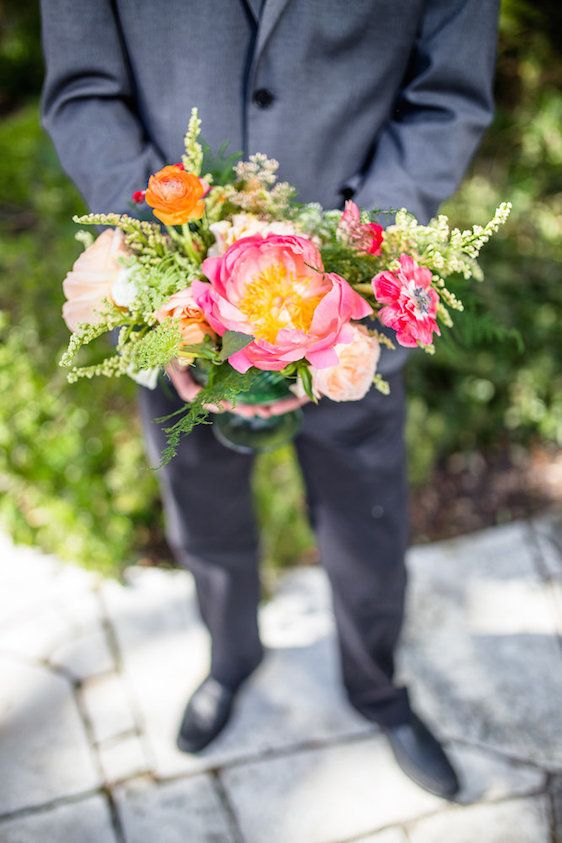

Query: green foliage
left=201, top=140, right=242, bottom=186
left=319, top=240, right=379, bottom=290
left=403, top=5, right=562, bottom=483
left=0, top=2, right=43, bottom=114
left=156, top=366, right=262, bottom=464
left=219, top=330, right=254, bottom=361
left=295, top=362, right=316, bottom=403
left=0, top=107, right=161, bottom=575
left=130, top=320, right=183, bottom=371
left=0, top=311, right=158, bottom=576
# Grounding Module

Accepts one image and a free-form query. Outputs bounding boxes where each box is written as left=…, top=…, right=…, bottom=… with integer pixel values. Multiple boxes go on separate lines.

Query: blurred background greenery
left=0, top=1, right=560, bottom=577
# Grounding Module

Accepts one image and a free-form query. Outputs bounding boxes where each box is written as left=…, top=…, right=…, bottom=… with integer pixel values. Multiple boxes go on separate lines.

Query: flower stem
left=166, top=224, right=199, bottom=264
left=181, top=223, right=199, bottom=263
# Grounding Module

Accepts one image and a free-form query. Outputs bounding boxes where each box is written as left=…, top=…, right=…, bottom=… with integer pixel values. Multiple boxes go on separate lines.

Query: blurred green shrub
left=0, top=2, right=561, bottom=575
left=0, top=2, right=43, bottom=114
left=405, top=3, right=562, bottom=483
left=0, top=108, right=161, bottom=575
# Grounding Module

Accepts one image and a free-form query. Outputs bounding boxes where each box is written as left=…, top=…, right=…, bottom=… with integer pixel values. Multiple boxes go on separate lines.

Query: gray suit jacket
left=40, top=0, right=499, bottom=374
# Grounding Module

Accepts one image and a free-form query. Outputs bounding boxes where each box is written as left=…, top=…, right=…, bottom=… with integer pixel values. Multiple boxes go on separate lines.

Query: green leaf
left=219, top=330, right=254, bottom=361
left=298, top=363, right=317, bottom=403
left=177, top=337, right=221, bottom=363
left=201, top=140, right=242, bottom=185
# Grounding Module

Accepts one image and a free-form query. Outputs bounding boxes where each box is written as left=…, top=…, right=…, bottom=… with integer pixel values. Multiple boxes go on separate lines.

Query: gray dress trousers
left=140, top=368, right=411, bottom=727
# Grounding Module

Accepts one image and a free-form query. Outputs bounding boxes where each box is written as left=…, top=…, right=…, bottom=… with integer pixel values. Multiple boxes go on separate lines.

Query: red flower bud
left=132, top=190, right=146, bottom=204
left=173, top=162, right=185, bottom=170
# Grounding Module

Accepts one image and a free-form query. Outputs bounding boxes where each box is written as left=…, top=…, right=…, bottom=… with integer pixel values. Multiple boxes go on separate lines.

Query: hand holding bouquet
left=60, top=109, right=511, bottom=460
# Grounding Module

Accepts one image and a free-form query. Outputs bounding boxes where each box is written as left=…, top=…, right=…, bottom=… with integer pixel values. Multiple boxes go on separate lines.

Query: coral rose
left=192, top=233, right=373, bottom=372
left=310, top=324, right=380, bottom=402
left=62, top=228, right=130, bottom=332
left=154, top=288, right=216, bottom=347
left=372, top=254, right=441, bottom=347
left=145, top=165, right=205, bottom=225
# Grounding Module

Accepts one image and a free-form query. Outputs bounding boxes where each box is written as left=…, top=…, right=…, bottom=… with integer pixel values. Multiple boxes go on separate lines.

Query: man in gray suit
left=41, top=0, right=499, bottom=798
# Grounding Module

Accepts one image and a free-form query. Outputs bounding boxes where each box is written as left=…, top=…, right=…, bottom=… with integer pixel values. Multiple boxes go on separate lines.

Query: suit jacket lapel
left=242, top=0, right=262, bottom=24
left=254, top=0, right=293, bottom=62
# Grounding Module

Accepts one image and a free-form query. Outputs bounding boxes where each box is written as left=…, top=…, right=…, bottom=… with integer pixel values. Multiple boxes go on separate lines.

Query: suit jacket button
left=252, top=88, right=275, bottom=108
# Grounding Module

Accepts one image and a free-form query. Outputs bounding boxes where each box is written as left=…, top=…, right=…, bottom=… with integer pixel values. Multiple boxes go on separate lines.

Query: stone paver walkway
left=1, top=513, right=561, bottom=843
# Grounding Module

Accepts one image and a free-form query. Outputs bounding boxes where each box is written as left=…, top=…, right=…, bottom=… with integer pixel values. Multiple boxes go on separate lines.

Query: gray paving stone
left=0, top=606, right=73, bottom=660
left=114, top=775, right=237, bottom=843
left=0, top=656, right=100, bottom=814
left=0, top=535, right=61, bottom=628
left=221, top=735, right=443, bottom=843
left=103, top=566, right=370, bottom=778
left=1, top=519, right=559, bottom=843
left=0, top=534, right=101, bottom=631
left=98, top=734, right=149, bottom=784
left=54, top=585, right=107, bottom=652
left=0, top=795, right=116, bottom=843
left=448, top=743, right=544, bottom=803
left=549, top=775, right=562, bottom=842
left=49, top=627, right=115, bottom=681
left=398, top=522, right=562, bottom=768
left=0, top=536, right=106, bottom=679
left=408, top=795, right=550, bottom=843
left=220, top=733, right=544, bottom=843
left=80, top=672, right=137, bottom=744
left=548, top=580, right=562, bottom=638
left=100, top=568, right=211, bottom=778
left=356, top=830, right=408, bottom=843
left=531, top=511, right=562, bottom=579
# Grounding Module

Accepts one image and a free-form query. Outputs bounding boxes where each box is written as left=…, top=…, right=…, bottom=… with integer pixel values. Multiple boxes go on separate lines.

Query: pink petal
left=227, top=348, right=254, bottom=373
left=305, top=346, right=340, bottom=368
left=201, top=255, right=222, bottom=285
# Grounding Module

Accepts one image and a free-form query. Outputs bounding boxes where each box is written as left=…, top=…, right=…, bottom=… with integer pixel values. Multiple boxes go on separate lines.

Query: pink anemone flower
left=372, top=254, right=441, bottom=347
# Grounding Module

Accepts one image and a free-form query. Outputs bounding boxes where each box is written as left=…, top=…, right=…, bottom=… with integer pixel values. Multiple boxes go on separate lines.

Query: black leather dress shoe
left=177, top=653, right=264, bottom=754
left=177, top=676, right=238, bottom=753
left=383, top=712, right=460, bottom=799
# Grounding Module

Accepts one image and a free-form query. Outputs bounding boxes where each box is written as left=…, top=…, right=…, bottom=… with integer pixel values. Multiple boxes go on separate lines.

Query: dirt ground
left=410, top=444, right=562, bottom=544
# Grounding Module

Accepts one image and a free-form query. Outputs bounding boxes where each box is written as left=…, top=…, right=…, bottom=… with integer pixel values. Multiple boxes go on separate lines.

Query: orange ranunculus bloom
left=145, top=165, right=205, bottom=226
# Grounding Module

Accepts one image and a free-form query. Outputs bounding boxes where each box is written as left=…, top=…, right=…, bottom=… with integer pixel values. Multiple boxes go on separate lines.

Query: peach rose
left=62, top=228, right=130, bottom=332
left=145, top=165, right=205, bottom=226
left=154, top=288, right=216, bottom=347
left=310, top=324, right=380, bottom=401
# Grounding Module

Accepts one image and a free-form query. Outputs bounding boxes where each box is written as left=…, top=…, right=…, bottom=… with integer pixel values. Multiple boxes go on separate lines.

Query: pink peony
left=372, top=254, right=441, bottom=347
left=338, top=200, right=383, bottom=256
left=154, top=288, right=216, bottom=346
left=311, top=324, right=380, bottom=402
left=193, top=234, right=373, bottom=372
left=62, top=229, right=130, bottom=332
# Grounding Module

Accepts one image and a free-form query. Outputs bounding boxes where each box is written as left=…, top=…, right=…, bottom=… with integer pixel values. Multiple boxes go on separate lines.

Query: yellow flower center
left=238, top=263, right=323, bottom=344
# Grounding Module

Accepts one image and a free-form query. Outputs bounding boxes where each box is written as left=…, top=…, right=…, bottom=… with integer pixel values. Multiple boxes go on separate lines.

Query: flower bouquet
left=60, top=109, right=511, bottom=461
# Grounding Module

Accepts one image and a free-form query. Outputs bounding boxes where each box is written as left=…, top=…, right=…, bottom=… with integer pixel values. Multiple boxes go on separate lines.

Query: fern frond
left=155, top=366, right=262, bottom=465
